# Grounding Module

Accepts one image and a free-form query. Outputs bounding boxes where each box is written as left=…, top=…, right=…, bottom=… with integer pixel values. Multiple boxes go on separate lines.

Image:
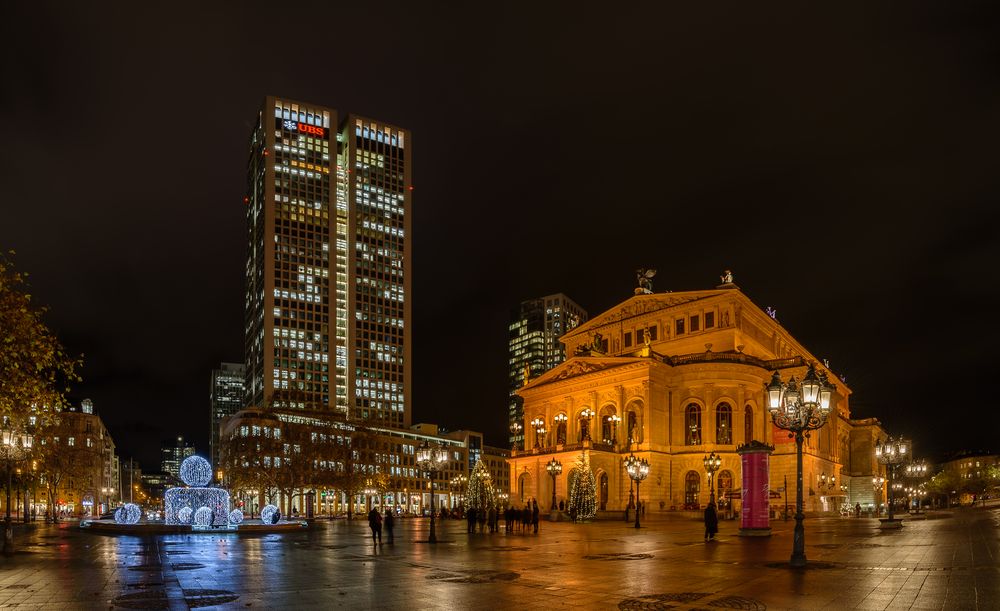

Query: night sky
left=3, top=3, right=999, bottom=469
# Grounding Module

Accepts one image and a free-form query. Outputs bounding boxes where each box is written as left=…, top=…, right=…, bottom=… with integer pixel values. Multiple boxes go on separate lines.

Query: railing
left=663, top=351, right=805, bottom=371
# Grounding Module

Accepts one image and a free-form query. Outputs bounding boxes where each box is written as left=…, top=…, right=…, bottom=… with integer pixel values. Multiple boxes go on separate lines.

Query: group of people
left=465, top=500, right=540, bottom=534
left=366, top=508, right=396, bottom=544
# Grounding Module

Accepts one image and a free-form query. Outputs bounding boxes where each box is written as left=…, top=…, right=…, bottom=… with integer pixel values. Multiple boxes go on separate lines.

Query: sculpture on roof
left=720, top=269, right=734, bottom=284
left=635, top=268, right=656, bottom=295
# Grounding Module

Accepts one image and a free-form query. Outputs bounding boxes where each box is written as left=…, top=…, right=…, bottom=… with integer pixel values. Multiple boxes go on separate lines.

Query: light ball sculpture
left=261, top=504, right=279, bottom=524
left=114, top=503, right=141, bottom=525
left=228, top=509, right=244, bottom=525
left=177, top=507, right=193, bottom=524
left=194, top=506, right=213, bottom=526
left=180, top=455, right=213, bottom=487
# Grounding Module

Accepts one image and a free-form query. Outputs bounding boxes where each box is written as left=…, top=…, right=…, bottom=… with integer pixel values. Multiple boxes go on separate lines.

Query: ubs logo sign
left=281, top=119, right=327, bottom=138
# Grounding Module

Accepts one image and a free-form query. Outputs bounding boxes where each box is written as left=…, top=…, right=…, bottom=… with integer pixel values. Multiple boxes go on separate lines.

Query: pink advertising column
left=737, top=441, right=774, bottom=537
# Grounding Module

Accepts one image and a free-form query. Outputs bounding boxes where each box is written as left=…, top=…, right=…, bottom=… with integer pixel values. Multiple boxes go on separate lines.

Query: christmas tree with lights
left=567, top=451, right=597, bottom=521
left=466, top=459, right=496, bottom=513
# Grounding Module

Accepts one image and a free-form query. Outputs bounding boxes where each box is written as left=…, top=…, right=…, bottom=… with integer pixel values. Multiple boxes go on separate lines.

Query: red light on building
left=263, top=149, right=269, bottom=156
left=408, top=186, right=414, bottom=191
left=243, top=196, right=249, bottom=204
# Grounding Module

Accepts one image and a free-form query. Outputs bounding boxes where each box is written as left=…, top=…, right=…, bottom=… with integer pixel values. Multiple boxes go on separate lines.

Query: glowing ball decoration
left=194, top=506, right=213, bottom=526
left=228, top=509, right=244, bottom=525
left=260, top=504, right=280, bottom=524
left=180, top=455, right=213, bottom=487
left=177, top=507, right=194, bottom=524
left=114, top=503, right=142, bottom=525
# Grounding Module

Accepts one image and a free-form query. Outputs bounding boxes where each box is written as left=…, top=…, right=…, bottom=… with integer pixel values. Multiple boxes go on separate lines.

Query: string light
left=180, top=456, right=213, bottom=487
left=114, top=503, right=141, bottom=525
left=194, top=506, right=213, bottom=526
left=261, top=504, right=279, bottom=524
left=228, top=509, right=244, bottom=524
left=177, top=507, right=193, bottom=523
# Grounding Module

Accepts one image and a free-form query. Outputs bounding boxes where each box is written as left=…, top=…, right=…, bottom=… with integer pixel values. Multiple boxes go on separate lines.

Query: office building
left=508, top=294, right=587, bottom=448
left=244, top=96, right=411, bottom=427
left=160, top=435, right=195, bottom=479
left=210, top=362, right=246, bottom=468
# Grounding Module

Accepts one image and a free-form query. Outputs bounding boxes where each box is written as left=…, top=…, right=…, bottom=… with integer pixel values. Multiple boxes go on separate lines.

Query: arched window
left=518, top=473, right=528, bottom=503
left=685, top=404, right=701, bottom=445
left=716, top=403, right=732, bottom=445
left=744, top=404, right=753, bottom=444
left=599, top=473, right=609, bottom=510
left=685, top=471, right=701, bottom=507
left=717, top=470, right=734, bottom=507
left=601, top=416, right=613, bottom=444
left=556, top=419, right=567, bottom=445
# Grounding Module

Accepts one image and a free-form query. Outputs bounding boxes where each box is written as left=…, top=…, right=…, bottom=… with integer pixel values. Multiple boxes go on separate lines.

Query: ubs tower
left=244, top=97, right=411, bottom=427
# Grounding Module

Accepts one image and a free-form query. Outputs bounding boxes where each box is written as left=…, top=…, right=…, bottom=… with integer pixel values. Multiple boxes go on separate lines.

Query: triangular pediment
left=563, top=290, right=729, bottom=342
left=518, top=355, right=650, bottom=393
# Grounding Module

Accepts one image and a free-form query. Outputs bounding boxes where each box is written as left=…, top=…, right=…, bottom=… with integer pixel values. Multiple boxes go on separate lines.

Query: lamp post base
left=789, top=553, right=807, bottom=568
left=878, top=518, right=904, bottom=529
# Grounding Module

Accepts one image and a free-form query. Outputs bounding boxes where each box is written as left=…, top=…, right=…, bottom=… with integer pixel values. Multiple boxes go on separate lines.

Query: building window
left=556, top=418, right=567, bottom=445
left=717, top=470, right=734, bottom=507
left=716, top=403, right=732, bottom=444
left=627, top=411, right=638, bottom=444
left=685, top=404, right=701, bottom=445
left=647, top=325, right=658, bottom=341
left=685, top=471, right=701, bottom=507
left=68, top=437, right=75, bottom=446
left=690, top=315, right=700, bottom=332
left=705, top=312, right=715, bottom=328
left=744, top=404, right=754, bottom=444
left=624, top=332, right=632, bottom=348
left=601, top=415, right=614, bottom=444
left=675, top=319, right=685, bottom=335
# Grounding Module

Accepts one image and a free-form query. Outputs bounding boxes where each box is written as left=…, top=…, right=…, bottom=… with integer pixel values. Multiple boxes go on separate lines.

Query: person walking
left=855, top=502, right=861, bottom=518
left=487, top=505, right=496, bottom=533
left=466, top=507, right=476, bottom=534
left=531, top=500, right=539, bottom=534
left=522, top=505, right=530, bottom=532
left=368, top=507, right=382, bottom=544
left=383, top=509, right=395, bottom=544
left=704, top=503, right=718, bottom=541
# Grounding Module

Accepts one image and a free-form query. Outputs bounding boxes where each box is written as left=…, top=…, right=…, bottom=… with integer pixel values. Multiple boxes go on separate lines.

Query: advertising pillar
left=737, top=440, right=774, bottom=537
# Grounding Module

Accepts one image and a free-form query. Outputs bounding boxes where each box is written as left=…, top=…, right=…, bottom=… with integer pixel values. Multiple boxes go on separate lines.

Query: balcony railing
left=663, top=351, right=805, bottom=371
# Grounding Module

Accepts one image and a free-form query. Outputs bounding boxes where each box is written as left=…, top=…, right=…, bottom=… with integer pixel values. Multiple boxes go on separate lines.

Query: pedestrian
left=368, top=507, right=382, bottom=544
left=487, top=505, right=496, bottom=533
left=704, top=503, right=718, bottom=541
left=466, top=507, right=476, bottom=533
left=478, top=506, right=487, bottom=533
left=855, top=502, right=861, bottom=518
left=531, top=500, right=539, bottom=534
left=504, top=506, right=512, bottom=532
left=383, top=509, right=394, bottom=544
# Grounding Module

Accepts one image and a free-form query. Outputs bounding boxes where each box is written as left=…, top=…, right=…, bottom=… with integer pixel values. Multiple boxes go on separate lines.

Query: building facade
left=243, top=97, right=411, bottom=428
left=508, top=294, right=587, bottom=449
left=508, top=279, right=877, bottom=516
left=160, top=435, right=195, bottom=479
left=210, top=362, right=246, bottom=469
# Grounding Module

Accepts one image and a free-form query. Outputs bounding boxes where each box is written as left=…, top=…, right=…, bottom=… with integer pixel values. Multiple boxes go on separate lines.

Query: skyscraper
left=507, top=294, right=587, bottom=448
left=210, top=362, right=245, bottom=468
left=244, top=97, right=411, bottom=427
left=161, top=435, right=195, bottom=479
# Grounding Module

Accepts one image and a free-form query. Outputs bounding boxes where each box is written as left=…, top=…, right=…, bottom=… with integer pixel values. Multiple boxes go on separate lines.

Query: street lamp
left=703, top=452, right=722, bottom=506
left=580, top=408, right=595, bottom=441
left=608, top=414, right=621, bottom=444
left=1, top=421, right=33, bottom=556
left=875, top=436, right=910, bottom=526
left=530, top=417, right=547, bottom=448
left=626, top=456, right=649, bottom=529
left=766, top=364, right=836, bottom=568
left=553, top=413, right=567, bottom=445
left=509, top=421, right=523, bottom=451
left=415, top=441, right=448, bottom=543
left=545, top=459, right=562, bottom=511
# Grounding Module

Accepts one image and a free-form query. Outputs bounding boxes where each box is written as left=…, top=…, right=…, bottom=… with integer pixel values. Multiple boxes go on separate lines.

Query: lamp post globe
left=626, top=456, right=649, bottom=529
left=766, top=364, right=836, bottom=568
left=703, top=452, right=722, bottom=506
left=875, top=436, right=910, bottom=526
left=415, top=441, right=447, bottom=543
left=545, top=459, right=562, bottom=511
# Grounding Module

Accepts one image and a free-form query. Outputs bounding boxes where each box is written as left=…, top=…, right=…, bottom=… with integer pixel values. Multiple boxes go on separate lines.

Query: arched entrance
left=685, top=471, right=701, bottom=509
left=518, top=472, right=530, bottom=504
left=599, top=473, right=609, bottom=510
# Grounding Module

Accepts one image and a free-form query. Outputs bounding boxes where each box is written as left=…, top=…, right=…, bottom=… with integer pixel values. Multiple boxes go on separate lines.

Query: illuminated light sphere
left=260, top=504, right=279, bottom=525
left=180, top=455, right=213, bottom=487
left=194, top=506, right=213, bottom=526
left=177, top=507, right=193, bottom=524
left=115, top=503, right=141, bottom=525
left=228, top=509, right=244, bottom=525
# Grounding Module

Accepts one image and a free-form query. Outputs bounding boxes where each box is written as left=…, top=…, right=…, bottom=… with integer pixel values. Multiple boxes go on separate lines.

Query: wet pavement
left=0, top=506, right=998, bottom=610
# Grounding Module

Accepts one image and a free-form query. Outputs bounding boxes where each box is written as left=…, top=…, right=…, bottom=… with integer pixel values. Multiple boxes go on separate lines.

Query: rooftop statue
left=635, top=268, right=656, bottom=294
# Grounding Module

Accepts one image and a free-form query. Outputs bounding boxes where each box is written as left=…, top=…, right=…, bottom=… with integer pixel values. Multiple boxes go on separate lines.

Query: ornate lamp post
left=905, top=460, right=927, bottom=513
left=509, top=422, right=523, bottom=451
left=530, top=417, right=546, bottom=448
left=872, top=476, right=885, bottom=516
left=766, top=364, right=836, bottom=568
left=626, top=456, right=649, bottom=529
left=545, top=459, right=562, bottom=511
left=703, top=452, right=722, bottom=506
left=580, top=408, right=594, bottom=442
left=1, top=422, right=33, bottom=556
left=451, top=474, right=467, bottom=510
left=875, top=436, right=910, bottom=526
left=415, top=441, right=448, bottom=543
left=608, top=414, right=621, bottom=444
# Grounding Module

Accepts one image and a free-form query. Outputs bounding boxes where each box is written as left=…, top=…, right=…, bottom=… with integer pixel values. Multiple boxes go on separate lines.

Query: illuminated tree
left=466, top=459, right=495, bottom=514
left=567, top=451, right=597, bottom=521
left=0, top=252, right=80, bottom=426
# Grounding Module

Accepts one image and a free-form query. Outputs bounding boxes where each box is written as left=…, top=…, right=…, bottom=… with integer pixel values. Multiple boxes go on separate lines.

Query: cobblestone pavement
left=0, top=506, right=998, bottom=610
